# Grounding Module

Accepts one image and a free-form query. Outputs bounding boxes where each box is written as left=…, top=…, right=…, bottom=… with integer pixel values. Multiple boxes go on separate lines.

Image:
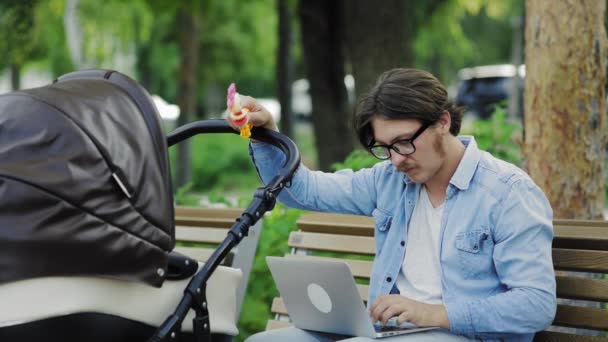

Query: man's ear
left=438, top=110, right=451, bottom=134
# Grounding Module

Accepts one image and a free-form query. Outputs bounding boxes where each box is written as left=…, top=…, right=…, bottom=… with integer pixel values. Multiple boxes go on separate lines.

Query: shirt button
left=386, top=277, right=392, bottom=282
left=400, top=241, right=405, bottom=246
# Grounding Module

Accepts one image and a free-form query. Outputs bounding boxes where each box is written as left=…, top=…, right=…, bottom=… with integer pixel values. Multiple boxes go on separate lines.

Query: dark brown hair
left=353, top=68, right=464, bottom=148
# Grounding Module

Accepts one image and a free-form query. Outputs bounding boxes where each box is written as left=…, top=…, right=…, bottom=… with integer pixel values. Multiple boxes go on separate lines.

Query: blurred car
left=455, top=64, right=524, bottom=120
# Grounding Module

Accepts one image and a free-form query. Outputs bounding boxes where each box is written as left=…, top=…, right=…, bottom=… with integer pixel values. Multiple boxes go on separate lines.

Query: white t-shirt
left=396, top=186, right=443, bottom=305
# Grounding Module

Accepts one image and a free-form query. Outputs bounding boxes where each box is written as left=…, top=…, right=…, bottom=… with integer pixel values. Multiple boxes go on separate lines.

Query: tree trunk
left=10, top=63, right=20, bottom=90
left=344, top=0, right=411, bottom=101
left=524, top=0, right=607, bottom=219
left=175, top=7, right=201, bottom=189
left=298, top=0, right=352, bottom=171
left=277, top=0, right=294, bottom=140
left=64, top=0, right=83, bottom=69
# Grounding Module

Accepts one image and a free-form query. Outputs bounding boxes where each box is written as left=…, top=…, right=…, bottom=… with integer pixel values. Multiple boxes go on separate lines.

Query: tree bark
left=298, top=0, right=352, bottom=171
left=524, top=0, right=607, bottom=219
left=277, top=0, right=294, bottom=140
left=344, top=0, right=411, bottom=101
left=175, top=6, right=201, bottom=188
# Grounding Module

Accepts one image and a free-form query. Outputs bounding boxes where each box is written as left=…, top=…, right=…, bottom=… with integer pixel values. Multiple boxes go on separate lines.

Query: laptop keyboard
left=374, top=325, right=404, bottom=332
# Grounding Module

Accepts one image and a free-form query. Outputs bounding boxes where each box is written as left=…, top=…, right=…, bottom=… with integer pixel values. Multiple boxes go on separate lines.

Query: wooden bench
left=266, top=212, right=608, bottom=341
left=174, top=206, right=262, bottom=318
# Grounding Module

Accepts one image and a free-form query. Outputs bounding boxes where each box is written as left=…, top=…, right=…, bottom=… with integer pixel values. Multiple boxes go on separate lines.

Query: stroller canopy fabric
left=0, top=70, right=174, bottom=287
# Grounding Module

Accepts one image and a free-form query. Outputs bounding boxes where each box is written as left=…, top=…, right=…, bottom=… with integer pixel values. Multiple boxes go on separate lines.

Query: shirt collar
left=402, top=136, right=481, bottom=190
left=449, top=136, right=481, bottom=190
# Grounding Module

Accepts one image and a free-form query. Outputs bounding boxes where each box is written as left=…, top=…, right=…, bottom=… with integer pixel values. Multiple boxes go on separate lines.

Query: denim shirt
left=250, top=136, right=556, bottom=341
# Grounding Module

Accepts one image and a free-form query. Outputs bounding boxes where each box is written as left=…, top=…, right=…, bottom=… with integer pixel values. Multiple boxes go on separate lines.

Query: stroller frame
left=151, top=121, right=300, bottom=342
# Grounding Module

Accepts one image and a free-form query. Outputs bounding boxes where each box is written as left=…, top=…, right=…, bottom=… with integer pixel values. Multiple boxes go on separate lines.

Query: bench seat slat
left=556, top=276, right=608, bottom=302
left=175, top=226, right=229, bottom=244
left=553, top=304, right=608, bottom=331
left=288, top=232, right=375, bottom=255
left=173, top=246, right=215, bottom=262
left=553, top=249, right=608, bottom=273
left=285, top=254, right=373, bottom=278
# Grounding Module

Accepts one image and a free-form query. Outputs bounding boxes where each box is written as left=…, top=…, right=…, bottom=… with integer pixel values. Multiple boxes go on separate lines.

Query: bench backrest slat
left=297, top=213, right=374, bottom=237
left=288, top=231, right=375, bottom=255
left=552, top=249, right=608, bottom=273
left=555, top=276, right=608, bottom=302
left=553, top=305, right=608, bottom=331
left=553, top=219, right=608, bottom=228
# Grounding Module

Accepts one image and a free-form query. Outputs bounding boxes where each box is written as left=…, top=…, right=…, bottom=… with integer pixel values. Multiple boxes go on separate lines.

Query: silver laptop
left=266, top=256, right=439, bottom=338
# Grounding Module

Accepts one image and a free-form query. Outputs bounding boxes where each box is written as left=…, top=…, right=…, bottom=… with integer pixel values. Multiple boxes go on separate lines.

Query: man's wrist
left=431, top=304, right=450, bottom=328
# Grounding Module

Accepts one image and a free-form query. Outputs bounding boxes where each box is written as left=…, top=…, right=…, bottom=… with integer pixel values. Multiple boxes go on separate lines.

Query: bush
left=331, top=149, right=380, bottom=172
left=461, top=107, right=522, bottom=166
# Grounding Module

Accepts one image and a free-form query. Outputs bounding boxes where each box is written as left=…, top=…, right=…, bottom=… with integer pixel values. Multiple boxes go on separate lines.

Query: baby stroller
left=0, top=70, right=300, bottom=342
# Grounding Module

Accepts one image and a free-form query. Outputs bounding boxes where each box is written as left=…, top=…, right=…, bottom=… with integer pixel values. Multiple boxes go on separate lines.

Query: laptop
left=266, top=256, right=439, bottom=338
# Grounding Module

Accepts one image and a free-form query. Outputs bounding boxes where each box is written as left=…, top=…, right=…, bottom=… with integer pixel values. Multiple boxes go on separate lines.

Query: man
left=234, top=68, right=555, bottom=341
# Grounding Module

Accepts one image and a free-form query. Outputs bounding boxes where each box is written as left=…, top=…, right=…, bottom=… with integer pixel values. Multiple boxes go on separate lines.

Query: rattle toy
left=227, top=83, right=252, bottom=138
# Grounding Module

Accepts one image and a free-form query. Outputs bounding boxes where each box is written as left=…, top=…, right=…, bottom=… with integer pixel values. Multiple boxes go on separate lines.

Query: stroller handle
left=153, top=119, right=300, bottom=342
left=167, top=119, right=300, bottom=183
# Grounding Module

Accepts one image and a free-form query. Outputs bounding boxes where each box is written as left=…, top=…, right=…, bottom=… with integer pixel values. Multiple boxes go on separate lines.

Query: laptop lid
left=266, top=256, right=437, bottom=338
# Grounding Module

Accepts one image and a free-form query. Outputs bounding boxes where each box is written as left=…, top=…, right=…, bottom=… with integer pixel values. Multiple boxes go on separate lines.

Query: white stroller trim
left=0, top=263, right=241, bottom=336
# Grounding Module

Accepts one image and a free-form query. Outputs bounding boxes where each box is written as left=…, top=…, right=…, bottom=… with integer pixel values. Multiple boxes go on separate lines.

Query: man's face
left=371, top=117, right=445, bottom=184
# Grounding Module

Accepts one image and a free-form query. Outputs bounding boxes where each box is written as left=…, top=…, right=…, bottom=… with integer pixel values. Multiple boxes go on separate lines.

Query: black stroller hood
left=0, top=70, right=174, bottom=287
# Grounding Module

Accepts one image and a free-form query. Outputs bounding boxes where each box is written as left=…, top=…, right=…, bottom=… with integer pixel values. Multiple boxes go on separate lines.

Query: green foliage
left=199, top=0, right=277, bottom=97
left=30, top=0, right=74, bottom=76
left=330, top=149, right=380, bottom=172
left=136, top=0, right=278, bottom=111
left=173, top=182, right=200, bottom=206
left=462, top=107, right=522, bottom=165
left=77, top=0, right=153, bottom=67
left=0, top=0, right=39, bottom=68
left=169, top=134, right=260, bottom=195
left=236, top=203, right=302, bottom=341
left=413, top=0, right=524, bottom=84
left=190, top=134, right=259, bottom=193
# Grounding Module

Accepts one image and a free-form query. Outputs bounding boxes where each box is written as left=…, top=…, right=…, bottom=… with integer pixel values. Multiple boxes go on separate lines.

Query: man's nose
left=390, top=152, right=408, bottom=166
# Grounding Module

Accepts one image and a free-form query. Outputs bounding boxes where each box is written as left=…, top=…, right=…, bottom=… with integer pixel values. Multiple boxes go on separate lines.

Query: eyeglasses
left=368, top=122, right=431, bottom=160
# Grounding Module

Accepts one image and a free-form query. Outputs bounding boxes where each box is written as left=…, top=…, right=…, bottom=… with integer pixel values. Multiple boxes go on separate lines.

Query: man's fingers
left=239, top=95, right=260, bottom=112
left=397, top=312, right=411, bottom=326
left=370, top=299, right=390, bottom=323
left=380, top=306, right=401, bottom=325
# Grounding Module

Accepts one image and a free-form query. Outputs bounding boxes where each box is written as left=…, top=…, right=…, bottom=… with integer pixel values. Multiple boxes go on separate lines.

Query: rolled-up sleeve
left=249, top=141, right=378, bottom=216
